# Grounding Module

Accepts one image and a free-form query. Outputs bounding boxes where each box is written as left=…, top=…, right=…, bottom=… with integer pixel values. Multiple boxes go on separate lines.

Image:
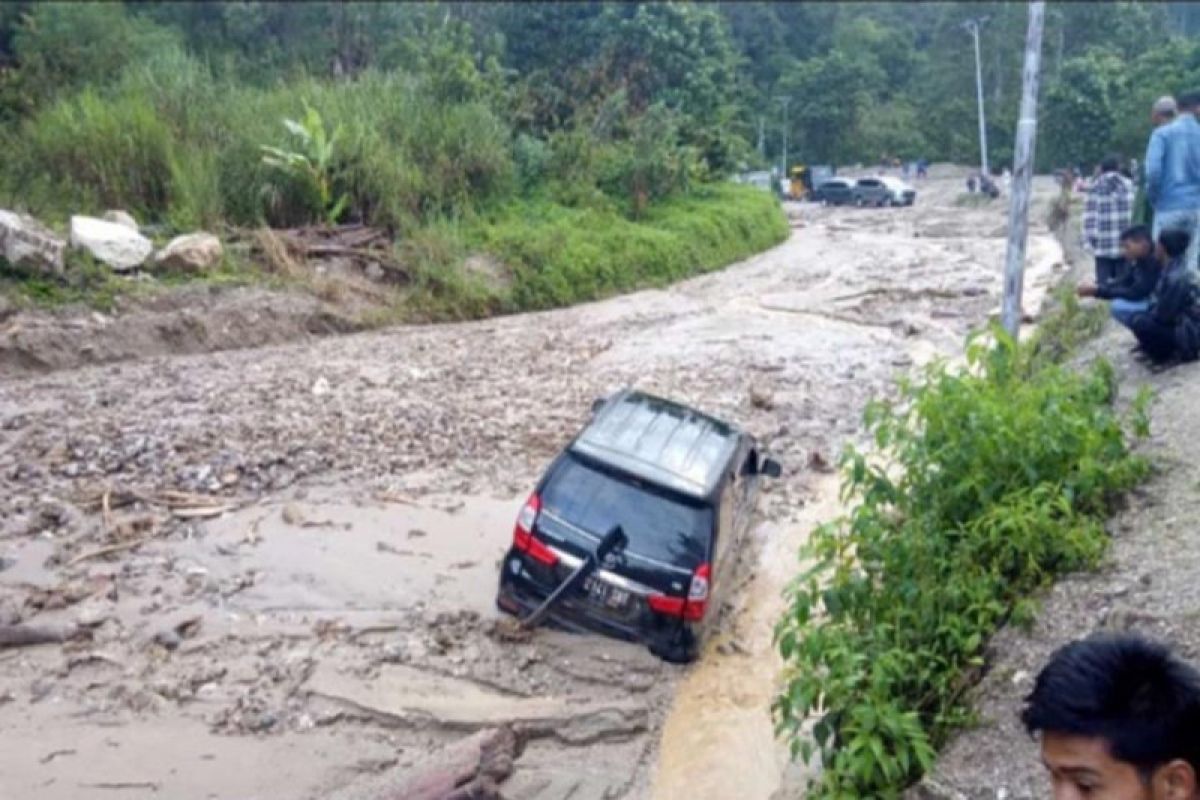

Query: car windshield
left=540, top=454, right=712, bottom=568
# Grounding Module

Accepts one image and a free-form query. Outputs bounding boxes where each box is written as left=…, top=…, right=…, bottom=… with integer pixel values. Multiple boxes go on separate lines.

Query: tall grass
left=1, top=56, right=513, bottom=232
left=0, top=50, right=789, bottom=318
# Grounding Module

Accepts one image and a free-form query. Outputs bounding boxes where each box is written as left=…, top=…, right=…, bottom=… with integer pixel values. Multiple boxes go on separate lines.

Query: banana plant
left=260, top=100, right=349, bottom=225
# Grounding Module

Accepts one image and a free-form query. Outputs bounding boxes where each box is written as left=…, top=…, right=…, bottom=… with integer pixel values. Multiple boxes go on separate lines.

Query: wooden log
left=0, top=623, right=78, bottom=648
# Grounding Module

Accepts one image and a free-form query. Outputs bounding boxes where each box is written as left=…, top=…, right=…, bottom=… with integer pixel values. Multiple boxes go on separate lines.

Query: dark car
left=495, top=389, right=782, bottom=662
left=810, top=178, right=855, bottom=206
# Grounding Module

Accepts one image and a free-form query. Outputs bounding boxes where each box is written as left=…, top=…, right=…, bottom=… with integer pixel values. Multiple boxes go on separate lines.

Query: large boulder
left=0, top=209, right=66, bottom=275
left=101, top=210, right=139, bottom=232
left=154, top=232, right=223, bottom=274
left=69, top=215, right=153, bottom=272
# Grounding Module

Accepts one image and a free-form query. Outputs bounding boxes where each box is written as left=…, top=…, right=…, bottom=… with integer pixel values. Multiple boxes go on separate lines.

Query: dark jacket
left=1141, top=257, right=1200, bottom=360
left=1095, top=256, right=1160, bottom=302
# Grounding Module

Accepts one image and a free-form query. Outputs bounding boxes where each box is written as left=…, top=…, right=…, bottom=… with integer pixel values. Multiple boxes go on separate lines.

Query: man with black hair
left=1084, top=155, right=1135, bottom=284
left=1023, top=634, right=1200, bottom=799
left=1146, top=90, right=1200, bottom=276
left=1077, top=225, right=1160, bottom=328
left=1127, top=228, right=1200, bottom=363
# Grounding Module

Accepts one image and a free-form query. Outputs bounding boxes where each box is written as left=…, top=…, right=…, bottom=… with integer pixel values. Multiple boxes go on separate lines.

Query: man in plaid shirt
left=1083, top=154, right=1135, bottom=285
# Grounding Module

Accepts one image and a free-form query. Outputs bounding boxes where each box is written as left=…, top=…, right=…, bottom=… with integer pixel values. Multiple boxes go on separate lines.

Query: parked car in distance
left=880, top=176, right=917, bottom=206
left=495, top=389, right=782, bottom=663
left=852, top=176, right=917, bottom=207
left=810, top=177, right=856, bottom=206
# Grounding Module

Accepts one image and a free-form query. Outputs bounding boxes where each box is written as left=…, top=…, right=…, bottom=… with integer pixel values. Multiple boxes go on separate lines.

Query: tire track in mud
left=0, top=174, right=1062, bottom=800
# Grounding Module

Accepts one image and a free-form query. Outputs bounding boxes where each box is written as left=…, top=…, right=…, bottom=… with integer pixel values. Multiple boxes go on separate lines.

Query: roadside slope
left=913, top=313, right=1199, bottom=799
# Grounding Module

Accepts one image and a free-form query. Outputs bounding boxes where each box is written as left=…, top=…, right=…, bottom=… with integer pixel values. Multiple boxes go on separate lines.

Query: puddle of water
left=181, top=489, right=523, bottom=616
left=0, top=536, right=58, bottom=588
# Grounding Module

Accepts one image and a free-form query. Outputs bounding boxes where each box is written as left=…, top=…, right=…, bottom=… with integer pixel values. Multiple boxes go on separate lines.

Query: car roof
left=571, top=390, right=741, bottom=500
left=879, top=176, right=912, bottom=188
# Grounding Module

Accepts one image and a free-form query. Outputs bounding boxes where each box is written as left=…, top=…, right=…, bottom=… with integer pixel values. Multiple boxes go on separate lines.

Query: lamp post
left=775, top=95, right=791, bottom=178
left=962, top=16, right=991, bottom=177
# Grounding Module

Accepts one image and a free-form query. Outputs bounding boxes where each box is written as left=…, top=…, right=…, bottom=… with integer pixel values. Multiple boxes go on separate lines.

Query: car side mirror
left=591, top=397, right=607, bottom=415
left=761, top=458, right=783, bottom=478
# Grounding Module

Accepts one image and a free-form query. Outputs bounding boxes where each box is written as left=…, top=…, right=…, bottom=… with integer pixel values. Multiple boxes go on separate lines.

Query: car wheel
left=651, top=627, right=699, bottom=663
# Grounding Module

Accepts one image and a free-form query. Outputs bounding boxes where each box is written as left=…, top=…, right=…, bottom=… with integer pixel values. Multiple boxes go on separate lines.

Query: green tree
left=1042, top=51, right=1128, bottom=170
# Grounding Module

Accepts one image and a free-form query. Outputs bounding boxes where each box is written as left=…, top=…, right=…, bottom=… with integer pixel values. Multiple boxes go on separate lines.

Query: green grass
left=470, top=184, right=788, bottom=311
left=0, top=249, right=264, bottom=312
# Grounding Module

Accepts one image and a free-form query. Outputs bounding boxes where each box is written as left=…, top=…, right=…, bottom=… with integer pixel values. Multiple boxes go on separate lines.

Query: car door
left=704, top=478, right=737, bottom=625
left=733, top=445, right=761, bottom=538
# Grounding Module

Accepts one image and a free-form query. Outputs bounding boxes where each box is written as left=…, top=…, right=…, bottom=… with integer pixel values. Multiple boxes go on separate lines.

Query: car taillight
left=511, top=494, right=558, bottom=567
left=648, top=594, right=685, bottom=616
left=648, top=563, right=711, bottom=621
left=684, top=563, right=711, bottom=621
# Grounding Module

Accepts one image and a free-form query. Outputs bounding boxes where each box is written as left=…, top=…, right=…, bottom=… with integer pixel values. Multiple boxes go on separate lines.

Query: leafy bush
left=260, top=100, right=349, bottom=226
left=774, top=331, right=1149, bottom=798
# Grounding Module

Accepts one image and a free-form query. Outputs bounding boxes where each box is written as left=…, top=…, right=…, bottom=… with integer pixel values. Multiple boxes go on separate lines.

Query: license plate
left=582, top=575, right=630, bottom=610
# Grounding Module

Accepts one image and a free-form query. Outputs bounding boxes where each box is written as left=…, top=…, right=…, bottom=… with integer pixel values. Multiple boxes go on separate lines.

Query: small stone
left=154, top=629, right=183, bottom=651
left=312, top=377, right=330, bottom=397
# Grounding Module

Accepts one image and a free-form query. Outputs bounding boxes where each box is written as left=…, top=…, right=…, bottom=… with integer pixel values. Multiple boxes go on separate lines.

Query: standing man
left=1082, top=155, right=1135, bottom=285
left=1023, top=634, right=1200, bottom=800
left=1146, top=91, right=1200, bottom=275
left=1135, top=96, right=1179, bottom=228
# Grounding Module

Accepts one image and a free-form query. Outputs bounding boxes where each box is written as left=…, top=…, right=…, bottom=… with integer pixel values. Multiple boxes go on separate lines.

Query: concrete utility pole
left=1001, top=1, right=1046, bottom=339
left=775, top=96, right=791, bottom=178
left=757, top=116, right=766, bottom=160
left=962, top=17, right=991, bottom=177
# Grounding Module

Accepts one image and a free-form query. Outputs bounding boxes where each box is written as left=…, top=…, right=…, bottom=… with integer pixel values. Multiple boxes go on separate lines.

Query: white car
left=853, top=177, right=918, bottom=207
left=879, top=176, right=917, bottom=206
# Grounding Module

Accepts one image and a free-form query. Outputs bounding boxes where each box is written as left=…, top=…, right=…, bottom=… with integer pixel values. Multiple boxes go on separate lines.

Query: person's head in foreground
left=1152, top=96, right=1178, bottom=127
left=1181, top=91, right=1200, bottom=115
left=1022, top=634, right=1200, bottom=800
left=1120, top=225, right=1154, bottom=263
left=1156, top=228, right=1191, bottom=266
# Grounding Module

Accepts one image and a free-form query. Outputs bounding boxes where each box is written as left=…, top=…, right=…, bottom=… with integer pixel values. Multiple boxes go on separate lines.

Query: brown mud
left=0, top=171, right=1060, bottom=799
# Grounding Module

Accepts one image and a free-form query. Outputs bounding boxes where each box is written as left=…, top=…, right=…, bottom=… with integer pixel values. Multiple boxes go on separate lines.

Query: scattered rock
left=749, top=386, right=775, bottom=411
left=69, top=215, right=153, bottom=271
left=312, top=377, right=331, bottom=397
left=74, top=597, right=116, bottom=628
left=0, top=209, right=66, bottom=275
left=807, top=450, right=834, bottom=473
left=154, top=232, right=223, bottom=274
left=102, top=210, right=139, bottom=232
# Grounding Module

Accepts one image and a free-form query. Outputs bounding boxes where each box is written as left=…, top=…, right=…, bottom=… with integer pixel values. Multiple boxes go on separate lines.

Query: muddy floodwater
left=0, top=171, right=1062, bottom=799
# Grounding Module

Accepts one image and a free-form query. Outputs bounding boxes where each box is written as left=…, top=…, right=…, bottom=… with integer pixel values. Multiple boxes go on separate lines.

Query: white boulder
left=154, top=232, right=223, bottom=273
left=102, top=210, right=140, bottom=231
left=0, top=209, right=66, bottom=275
left=69, top=215, right=153, bottom=271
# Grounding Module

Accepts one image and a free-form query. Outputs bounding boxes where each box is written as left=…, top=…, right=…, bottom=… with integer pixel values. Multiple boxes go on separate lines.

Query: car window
left=857, top=179, right=880, bottom=188
left=541, top=454, right=712, bottom=567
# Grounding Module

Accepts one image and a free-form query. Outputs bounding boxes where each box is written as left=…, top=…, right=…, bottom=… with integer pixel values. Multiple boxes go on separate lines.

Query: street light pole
left=963, top=17, right=991, bottom=177
left=775, top=96, right=791, bottom=179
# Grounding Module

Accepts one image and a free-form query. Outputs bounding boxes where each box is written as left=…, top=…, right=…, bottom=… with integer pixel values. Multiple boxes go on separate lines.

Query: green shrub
left=474, top=183, right=786, bottom=310
left=774, top=331, right=1149, bottom=798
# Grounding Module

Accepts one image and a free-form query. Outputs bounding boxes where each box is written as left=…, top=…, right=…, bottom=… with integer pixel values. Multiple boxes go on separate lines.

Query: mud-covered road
left=0, top=172, right=1062, bottom=800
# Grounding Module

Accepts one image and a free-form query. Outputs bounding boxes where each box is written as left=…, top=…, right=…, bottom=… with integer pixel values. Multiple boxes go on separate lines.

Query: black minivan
left=496, top=390, right=781, bottom=662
